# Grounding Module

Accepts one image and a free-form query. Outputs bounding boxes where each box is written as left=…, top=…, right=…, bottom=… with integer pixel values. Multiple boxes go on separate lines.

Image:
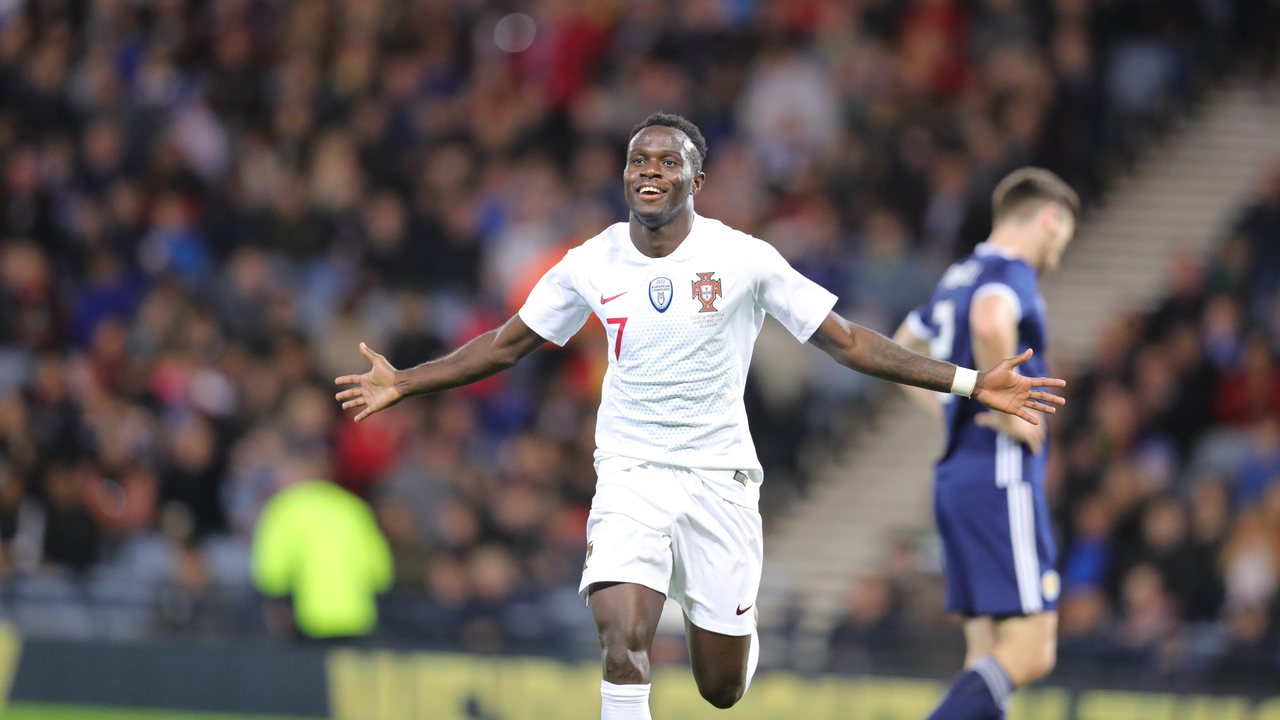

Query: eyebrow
left=629, top=149, right=682, bottom=158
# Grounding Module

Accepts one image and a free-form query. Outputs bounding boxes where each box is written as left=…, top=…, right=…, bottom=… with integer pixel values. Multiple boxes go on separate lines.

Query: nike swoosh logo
left=600, top=291, right=628, bottom=304
left=736, top=604, right=753, bottom=616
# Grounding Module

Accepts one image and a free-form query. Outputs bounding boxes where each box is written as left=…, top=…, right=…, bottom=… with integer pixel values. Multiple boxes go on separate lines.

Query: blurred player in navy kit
left=895, top=168, right=1079, bottom=719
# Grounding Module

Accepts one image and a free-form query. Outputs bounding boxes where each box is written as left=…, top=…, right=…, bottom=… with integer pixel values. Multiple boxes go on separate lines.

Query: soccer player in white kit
left=335, top=113, right=1067, bottom=719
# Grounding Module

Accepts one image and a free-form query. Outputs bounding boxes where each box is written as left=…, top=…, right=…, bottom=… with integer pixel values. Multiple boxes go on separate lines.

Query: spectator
left=252, top=470, right=393, bottom=641
left=1215, top=336, right=1280, bottom=426
left=826, top=574, right=902, bottom=674
left=1060, top=494, right=1114, bottom=595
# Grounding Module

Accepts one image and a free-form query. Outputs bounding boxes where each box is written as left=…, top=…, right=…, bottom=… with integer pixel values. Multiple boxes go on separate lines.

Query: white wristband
left=950, top=367, right=978, bottom=398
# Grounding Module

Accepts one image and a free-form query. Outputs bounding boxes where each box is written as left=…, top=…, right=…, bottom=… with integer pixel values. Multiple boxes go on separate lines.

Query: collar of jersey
left=622, top=213, right=705, bottom=263
left=974, top=242, right=1019, bottom=260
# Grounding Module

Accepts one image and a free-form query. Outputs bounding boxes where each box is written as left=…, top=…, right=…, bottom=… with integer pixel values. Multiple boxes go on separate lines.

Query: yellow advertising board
left=328, top=650, right=1280, bottom=720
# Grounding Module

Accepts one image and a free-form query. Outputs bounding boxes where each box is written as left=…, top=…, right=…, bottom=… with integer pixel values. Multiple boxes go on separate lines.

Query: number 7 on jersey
left=606, top=317, right=627, bottom=359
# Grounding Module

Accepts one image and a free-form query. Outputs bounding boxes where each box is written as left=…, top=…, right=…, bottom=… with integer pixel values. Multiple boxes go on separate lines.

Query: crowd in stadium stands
left=0, top=0, right=1276, bottom=668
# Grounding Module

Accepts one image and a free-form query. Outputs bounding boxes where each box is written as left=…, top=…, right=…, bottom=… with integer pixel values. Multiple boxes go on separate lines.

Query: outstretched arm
left=334, top=314, right=548, bottom=422
left=808, top=312, right=1065, bottom=424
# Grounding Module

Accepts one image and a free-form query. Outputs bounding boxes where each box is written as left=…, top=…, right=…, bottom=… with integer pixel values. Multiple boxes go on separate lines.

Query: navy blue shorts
left=934, top=437, right=1059, bottom=617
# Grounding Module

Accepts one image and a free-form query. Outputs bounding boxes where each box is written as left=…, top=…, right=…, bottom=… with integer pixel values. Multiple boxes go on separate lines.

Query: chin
left=632, top=207, right=670, bottom=227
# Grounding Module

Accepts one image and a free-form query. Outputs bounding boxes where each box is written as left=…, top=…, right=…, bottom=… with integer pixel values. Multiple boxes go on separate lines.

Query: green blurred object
left=252, top=480, right=393, bottom=639
left=1, top=704, right=321, bottom=719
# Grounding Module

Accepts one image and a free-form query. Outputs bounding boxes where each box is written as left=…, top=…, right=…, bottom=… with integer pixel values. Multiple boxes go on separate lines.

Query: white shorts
left=578, top=458, right=763, bottom=636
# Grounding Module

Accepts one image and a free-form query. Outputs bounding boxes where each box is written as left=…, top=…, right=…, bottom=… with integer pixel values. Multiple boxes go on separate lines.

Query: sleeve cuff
left=794, top=292, right=839, bottom=343
left=517, top=306, right=567, bottom=347
left=905, top=310, right=934, bottom=341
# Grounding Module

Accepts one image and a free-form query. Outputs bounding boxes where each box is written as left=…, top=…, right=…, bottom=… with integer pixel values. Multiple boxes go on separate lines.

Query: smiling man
left=335, top=112, right=1067, bottom=719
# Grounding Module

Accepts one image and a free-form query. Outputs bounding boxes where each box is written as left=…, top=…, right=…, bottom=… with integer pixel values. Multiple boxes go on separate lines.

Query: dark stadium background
left=0, top=0, right=1277, bottom=718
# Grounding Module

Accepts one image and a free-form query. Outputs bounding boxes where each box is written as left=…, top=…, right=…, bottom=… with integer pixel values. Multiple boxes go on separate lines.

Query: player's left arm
left=969, top=290, right=1048, bottom=452
left=808, top=312, right=1065, bottom=424
left=889, top=319, right=944, bottom=421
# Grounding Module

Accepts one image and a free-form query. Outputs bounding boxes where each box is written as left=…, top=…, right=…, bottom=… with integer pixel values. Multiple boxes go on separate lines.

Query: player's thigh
left=669, top=479, right=763, bottom=637
left=578, top=509, right=674, bottom=603
left=579, top=462, right=683, bottom=603
left=684, top=614, right=752, bottom=691
left=935, top=490, right=976, bottom=614
left=936, top=473, right=1055, bottom=617
left=963, top=616, right=998, bottom=666
left=994, top=611, right=1057, bottom=653
left=992, top=611, right=1058, bottom=685
left=588, top=581, right=667, bottom=651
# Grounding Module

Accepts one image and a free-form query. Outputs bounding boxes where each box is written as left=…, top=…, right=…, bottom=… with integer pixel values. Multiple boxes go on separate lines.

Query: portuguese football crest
left=691, top=272, right=722, bottom=312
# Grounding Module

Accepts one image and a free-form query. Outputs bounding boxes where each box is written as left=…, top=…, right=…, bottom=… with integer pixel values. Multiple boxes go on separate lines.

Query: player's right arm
left=969, top=290, right=1046, bottom=453
left=334, top=314, right=547, bottom=422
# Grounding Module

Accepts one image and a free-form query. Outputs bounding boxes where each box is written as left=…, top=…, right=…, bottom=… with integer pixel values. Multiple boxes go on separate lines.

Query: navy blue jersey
left=907, top=243, right=1059, bottom=616
left=906, top=244, right=1050, bottom=469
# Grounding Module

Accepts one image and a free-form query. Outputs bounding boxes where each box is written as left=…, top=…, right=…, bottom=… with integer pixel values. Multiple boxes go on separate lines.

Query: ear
left=691, top=171, right=706, bottom=196
left=1037, top=203, right=1061, bottom=233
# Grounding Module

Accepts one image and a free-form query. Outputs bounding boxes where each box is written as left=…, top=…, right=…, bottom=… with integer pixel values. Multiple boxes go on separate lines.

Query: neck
left=629, top=205, right=695, bottom=258
left=986, top=227, right=1038, bottom=267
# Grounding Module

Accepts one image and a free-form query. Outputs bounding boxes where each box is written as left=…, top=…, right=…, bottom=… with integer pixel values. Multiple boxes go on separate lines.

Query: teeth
left=639, top=186, right=662, bottom=195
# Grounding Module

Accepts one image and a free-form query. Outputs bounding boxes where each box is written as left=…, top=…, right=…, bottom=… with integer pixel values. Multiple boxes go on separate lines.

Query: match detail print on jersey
left=692, top=272, right=723, bottom=312
left=606, top=317, right=627, bottom=360
left=649, top=277, right=672, bottom=312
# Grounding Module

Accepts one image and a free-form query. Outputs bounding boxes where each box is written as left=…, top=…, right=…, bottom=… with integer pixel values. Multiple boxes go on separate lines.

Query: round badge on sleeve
left=649, top=277, right=672, bottom=312
left=1041, top=570, right=1061, bottom=602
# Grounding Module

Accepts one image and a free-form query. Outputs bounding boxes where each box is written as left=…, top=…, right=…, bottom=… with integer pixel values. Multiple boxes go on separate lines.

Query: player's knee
left=1008, top=641, right=1056, bottom=685
left=697, top=678, right=745, bottom=709
left=601, top=645, right=650, bottom=683
left=1027, top=629, right=1057, bottom=680
left=1030, top=642, right=1057, bottom=680
left=598, top=624, right=652, bottom=682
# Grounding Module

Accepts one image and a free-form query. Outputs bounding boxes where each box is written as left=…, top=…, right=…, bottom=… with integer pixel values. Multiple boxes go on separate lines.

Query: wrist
left=950, top=366, right=979, bottom=398
left=392, top=369, right=411, bottom=400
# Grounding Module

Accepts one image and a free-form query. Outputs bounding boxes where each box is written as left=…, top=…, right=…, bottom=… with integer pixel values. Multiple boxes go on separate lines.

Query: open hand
left=971, top=349, right=1066, bottom=425
left=334, top=342, right=403, bottom=422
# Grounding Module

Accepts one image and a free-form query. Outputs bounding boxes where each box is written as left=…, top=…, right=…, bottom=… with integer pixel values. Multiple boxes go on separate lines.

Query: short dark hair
left=992, top=167, right=1080, bottom=224
left=629, top=112, right=708, bottom=173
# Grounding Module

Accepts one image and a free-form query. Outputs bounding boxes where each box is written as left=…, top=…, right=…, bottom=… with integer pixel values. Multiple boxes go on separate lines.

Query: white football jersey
left=518, top=214, right=837, bottom=500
